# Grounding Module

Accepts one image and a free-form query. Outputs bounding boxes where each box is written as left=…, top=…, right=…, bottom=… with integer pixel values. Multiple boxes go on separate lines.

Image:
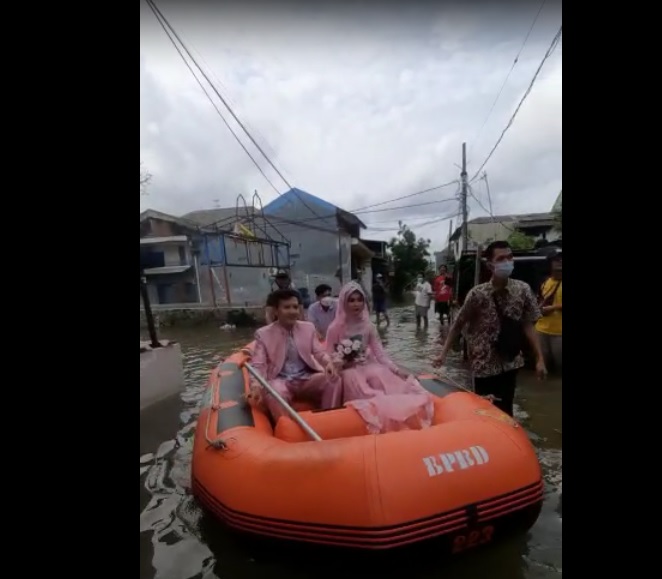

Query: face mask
left=493, top=261, right=514, bottom=278
left=320, top=297, right=333, bottom=308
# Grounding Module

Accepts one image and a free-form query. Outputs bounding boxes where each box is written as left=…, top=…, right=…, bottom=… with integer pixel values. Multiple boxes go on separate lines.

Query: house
left=515, top=213, right=560, bottom=242
left=448, top=212, right=561, bottom=258
left=179, top=206, right=291, bottom=307
left=261, top=187, right=374, bottom=295
left=139, top=210, right=202, bottom=306
left=552, top=190, right=562, bottom=213
left=434, top=248, right=453, bottom=269
left=142, top=187, right=375, bottom=308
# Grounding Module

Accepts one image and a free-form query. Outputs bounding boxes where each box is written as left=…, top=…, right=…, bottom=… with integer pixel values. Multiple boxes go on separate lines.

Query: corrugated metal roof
left=181, top=206, right=261, bottom=229
left=264, top=187, right=367, bottom=229
left=143, top=265, right=192, bottom=275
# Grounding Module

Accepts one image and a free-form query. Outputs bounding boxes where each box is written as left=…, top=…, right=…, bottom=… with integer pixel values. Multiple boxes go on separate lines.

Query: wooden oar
left=239, top=350, right=322, bottom=442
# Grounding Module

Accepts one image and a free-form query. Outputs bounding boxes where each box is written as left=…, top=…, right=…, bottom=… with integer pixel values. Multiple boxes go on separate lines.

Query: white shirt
left=414, top=281, right=433, bottom=308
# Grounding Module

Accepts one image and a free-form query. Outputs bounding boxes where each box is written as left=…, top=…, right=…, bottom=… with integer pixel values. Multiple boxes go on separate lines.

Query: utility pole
left=447, top=219, right=453, bottom=254
left=140, top=266, right=161, bottom=349
left=460, top=142, right=469, bottom=252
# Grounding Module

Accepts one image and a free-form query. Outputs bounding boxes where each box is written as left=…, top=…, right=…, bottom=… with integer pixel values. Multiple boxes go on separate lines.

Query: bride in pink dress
left=326, top=282, right=435, bottom=434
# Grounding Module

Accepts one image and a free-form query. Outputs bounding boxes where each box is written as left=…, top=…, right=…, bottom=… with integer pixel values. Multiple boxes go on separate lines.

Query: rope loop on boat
left=206, top=437, right=229, bottom=450
left=200, top=359, right=231, bottom=450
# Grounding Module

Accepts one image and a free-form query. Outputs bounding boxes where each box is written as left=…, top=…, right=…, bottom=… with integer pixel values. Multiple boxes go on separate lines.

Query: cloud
left=140, top=0, right=562, bottom=248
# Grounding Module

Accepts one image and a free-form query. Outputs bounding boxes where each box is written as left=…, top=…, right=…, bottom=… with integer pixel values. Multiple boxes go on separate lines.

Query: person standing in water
left=414, top=273, right=433, bottom=330
left=432, top=240, right=547, bottom=417
left=371, top=274, right=390, bottom=327
left=535, top=251, right=562, bottom=373
left=433, top=265, right=453, bottom=324
left=306, top=284, right=336, bottom=340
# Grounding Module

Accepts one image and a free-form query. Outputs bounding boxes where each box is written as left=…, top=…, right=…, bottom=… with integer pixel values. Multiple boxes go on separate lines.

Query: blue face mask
left=493, top=261, right=514, bottom=278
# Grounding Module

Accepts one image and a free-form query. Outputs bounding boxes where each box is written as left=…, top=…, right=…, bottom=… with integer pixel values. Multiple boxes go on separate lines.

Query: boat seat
left=275, top=407, right=369, bottom=442
left=291, top=400, right=316, bottom=412
left=274, top=396, right=482, bottom=443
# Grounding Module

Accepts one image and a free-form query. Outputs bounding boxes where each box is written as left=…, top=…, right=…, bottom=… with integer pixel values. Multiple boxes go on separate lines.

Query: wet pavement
left=139, top=307, right=562, bottom=579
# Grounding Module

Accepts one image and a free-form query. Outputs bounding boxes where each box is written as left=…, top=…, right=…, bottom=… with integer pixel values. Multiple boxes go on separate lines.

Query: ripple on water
left=140, top=316, right=561, bottom=579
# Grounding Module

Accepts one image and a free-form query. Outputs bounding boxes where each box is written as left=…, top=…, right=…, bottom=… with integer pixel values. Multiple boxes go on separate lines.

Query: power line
left=185, top=42, right=296, bottom=185
left=469, top=0, right=548, bottom=160
left=146, top=0, right=329, bottom=223
left=351, top=179, right=459, bottom=212
left=147, top=0, right=290, bottom=191
left=469, top=24, right=562, bottom=183
left=265, top=196, right=460, bottom=228
left=145, top=2, right=282, bottom=197
left=467, top=184, right=516, bottom=232
left=147, top=1, right=469, bottom=239
left=199, top=179, right=461, bottom=231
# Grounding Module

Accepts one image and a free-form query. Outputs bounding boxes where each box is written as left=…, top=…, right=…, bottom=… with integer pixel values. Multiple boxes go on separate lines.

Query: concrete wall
left=140, top=305, right=265, bottom=328
left=279, top=223, right=352, bottom=295
left=197, top=264, right=274, bottom=307
left=140, top=342, right=185, bottom=410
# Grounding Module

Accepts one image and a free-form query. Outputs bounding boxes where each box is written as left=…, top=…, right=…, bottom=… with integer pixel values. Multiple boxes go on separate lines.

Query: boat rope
left=203, top=370, right=230, bottom=450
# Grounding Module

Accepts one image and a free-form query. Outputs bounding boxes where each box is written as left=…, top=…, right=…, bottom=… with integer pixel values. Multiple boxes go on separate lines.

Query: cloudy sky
left=140, top=0, right=562, bottom=250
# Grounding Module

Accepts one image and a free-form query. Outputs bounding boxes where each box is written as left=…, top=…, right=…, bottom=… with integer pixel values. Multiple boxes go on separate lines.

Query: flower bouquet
left=332, top=336, right=366, bottom=368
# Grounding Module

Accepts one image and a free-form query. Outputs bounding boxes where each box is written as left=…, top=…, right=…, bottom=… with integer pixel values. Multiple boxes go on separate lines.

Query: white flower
left=340, top=338, right=353, bottom=348
left=351, top=340, right=361, bottom=351
left=343, top=346, right=352, bottom=355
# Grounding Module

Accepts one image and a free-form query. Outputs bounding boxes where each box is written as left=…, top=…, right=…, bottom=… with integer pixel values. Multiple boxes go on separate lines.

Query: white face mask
left=493, top=261, right=514, bottom=278
left=320, top=297, right=333, bottom=308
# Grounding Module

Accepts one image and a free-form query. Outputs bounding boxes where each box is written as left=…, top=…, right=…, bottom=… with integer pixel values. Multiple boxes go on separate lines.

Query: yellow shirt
left=535, top=278, right=562, bottom=336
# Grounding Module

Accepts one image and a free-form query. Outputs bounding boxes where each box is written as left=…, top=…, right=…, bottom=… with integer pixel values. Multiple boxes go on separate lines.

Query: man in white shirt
left=414, top=274, right=433, bottom=330
left=306, top=284, right=336, bottom=340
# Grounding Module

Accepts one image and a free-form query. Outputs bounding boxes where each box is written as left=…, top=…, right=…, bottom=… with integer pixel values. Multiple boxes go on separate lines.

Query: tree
left=387, top=221, right=431, bottom=300
left=553, top=195, right=562, bottom=233
left=507, top=229, right=536, bottom=250
left=140, top=162, right=152, bottom=195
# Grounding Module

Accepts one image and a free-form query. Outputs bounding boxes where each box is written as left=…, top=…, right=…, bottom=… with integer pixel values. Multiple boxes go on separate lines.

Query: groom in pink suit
left=251, top=289, right=343, bottom=422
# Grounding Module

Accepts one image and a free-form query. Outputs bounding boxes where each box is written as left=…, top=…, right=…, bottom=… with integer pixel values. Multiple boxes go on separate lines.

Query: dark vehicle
left=453, top=249, right=551, bottom=306
left=297, top=287, right=312, bottom=309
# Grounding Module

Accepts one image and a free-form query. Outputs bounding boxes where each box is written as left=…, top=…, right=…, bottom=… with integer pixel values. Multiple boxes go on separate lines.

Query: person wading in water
left=535, top=251, right=562, bottom=373
left=371, top=274, right=390, bottom=327
left=432, top=240, right=547, bottom=417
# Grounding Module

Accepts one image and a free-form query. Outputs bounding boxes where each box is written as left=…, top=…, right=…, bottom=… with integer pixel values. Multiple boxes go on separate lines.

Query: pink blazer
left=252, top=321, right=329, bottom=381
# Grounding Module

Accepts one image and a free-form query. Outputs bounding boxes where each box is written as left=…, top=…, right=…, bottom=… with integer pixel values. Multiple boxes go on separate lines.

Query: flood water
left=140, top=307, right=562, bottom=579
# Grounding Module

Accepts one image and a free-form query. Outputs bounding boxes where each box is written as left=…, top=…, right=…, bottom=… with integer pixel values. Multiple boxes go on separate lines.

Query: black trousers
left=473, top=369, right=518, bottom=417
left=435, top=301, right=450, bottom=319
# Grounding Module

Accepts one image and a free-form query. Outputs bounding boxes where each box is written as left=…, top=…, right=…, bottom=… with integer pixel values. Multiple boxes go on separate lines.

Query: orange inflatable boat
left=191, top=344, right=543, bottom=552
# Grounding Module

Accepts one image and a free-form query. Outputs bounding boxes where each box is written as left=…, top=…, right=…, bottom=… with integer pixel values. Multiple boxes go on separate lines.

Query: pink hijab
left=326, top=282, right=370, bottom=345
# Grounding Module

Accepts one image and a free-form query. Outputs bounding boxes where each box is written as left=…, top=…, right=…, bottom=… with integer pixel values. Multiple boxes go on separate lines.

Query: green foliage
left=507, top=229, right=536, bottom=250
left=553, top=196, right=562, bottom=232
left=386, top=221, right=431, bottom=300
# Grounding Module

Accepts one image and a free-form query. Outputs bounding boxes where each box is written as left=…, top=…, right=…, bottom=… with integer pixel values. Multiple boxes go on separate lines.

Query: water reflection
left=140, top=311, right=561, bottom=579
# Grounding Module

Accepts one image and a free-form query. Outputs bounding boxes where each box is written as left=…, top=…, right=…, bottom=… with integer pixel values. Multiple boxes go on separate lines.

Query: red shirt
left=434, top=275, right=452, bottom=302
